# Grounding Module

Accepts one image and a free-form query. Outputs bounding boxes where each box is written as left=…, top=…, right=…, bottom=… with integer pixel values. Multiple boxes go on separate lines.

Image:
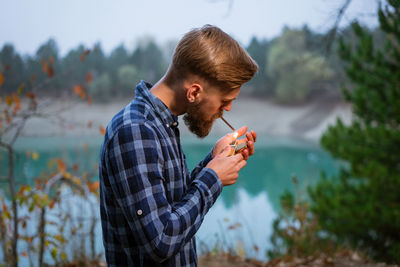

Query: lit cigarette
left=221, top=116, right=236, bottom=132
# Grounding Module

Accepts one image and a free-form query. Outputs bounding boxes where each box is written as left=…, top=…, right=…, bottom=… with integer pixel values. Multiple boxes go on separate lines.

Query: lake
left=0, top=135, right=342, bottom=262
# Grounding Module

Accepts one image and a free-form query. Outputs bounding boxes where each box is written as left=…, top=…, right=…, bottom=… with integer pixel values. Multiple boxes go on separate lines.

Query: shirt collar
left=135, top=80, right=179, bottom=128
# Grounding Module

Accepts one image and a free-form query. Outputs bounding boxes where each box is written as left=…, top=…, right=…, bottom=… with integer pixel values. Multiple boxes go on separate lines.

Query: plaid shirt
left=99, top=81, right=223, bottom=266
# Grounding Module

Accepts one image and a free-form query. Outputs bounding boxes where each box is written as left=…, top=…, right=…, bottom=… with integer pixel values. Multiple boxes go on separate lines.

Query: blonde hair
left=165, top=25, right=258, bottom=90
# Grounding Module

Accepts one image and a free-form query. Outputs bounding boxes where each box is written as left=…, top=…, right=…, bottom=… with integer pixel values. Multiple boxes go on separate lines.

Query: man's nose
left=223, top=103, right=232, bottom=112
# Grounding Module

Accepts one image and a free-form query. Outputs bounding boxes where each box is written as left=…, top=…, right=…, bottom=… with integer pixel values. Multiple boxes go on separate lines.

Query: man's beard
left=183, top=101, right=222, bottom=138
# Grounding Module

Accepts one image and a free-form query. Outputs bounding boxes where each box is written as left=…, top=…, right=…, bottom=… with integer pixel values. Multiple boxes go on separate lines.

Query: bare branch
left=325, top=0, right=353, bottom=55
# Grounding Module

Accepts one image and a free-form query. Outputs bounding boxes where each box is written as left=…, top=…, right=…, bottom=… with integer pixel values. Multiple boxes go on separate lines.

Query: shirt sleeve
left=105, top=123, right=222, bottom=262
left=190, top=149, right=214, bottom=180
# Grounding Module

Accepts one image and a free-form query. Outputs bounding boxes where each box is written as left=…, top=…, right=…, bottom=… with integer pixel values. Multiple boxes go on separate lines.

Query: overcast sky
left=1, top=0, right=379, bottom=56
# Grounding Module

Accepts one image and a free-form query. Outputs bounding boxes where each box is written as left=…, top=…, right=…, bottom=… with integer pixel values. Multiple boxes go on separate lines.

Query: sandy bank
left=18, top=96, right=352, bottom=143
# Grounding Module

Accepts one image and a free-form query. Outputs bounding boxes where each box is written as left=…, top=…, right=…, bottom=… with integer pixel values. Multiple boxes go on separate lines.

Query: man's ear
left=186, top=83, right=203, bottom=103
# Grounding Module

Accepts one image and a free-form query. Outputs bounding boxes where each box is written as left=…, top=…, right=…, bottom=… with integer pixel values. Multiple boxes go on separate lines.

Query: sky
left=0, top=0, right=379, bottom=56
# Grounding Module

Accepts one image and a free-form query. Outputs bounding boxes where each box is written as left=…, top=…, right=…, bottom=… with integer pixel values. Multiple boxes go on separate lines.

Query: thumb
left=235, top=126, right=248, bottom=138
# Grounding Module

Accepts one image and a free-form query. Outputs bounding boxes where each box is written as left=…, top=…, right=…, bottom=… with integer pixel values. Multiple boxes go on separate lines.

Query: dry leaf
left=5, top=64, right=10, bottom=71
left=0, top=73, right=3, bottom=86
left=87, top=181, right=99, bottom=193
left=56, top=159, right=66, bottom=173
left=48, top=66, right=54, bottom=78
left=72, top=164, right=79, bottom=172
left=26, top=92, right=35, bottom=99
left=73, top=85, right=86, bottom=99
left=42, top=59, right=48, bottom=73
left=17, top=84, right=24, bottom=94
left=99, top=126, right=106, bottom=136
left=86, top=72, right=93, bottom=84
left=32, top=152, right=39, bottom=160
left=87, top=95, right=93, bottom=105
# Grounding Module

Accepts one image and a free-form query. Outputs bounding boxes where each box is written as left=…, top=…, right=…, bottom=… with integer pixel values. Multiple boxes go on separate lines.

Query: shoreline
left=18, top=96, right=353, bottom=143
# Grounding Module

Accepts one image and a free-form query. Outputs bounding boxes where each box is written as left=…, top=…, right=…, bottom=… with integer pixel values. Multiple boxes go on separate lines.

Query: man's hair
left=165, top=25, right=258, bottom=90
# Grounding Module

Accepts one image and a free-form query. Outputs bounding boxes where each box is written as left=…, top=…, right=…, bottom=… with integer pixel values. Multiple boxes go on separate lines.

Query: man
left=99, top=25, right=258, bottom=266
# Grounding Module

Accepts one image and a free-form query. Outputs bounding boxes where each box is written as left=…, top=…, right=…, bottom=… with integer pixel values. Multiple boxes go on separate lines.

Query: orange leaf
left=30, top=75, right=35, bottom=83
left=80, top=49, right=90, bottom=62
left=49, top=200, right=56, bottom=209
left=13, top=94, right=21, bottom=115
left=42, top=59, right=48, bottom=73
left=72, top=164, right=79, bottom=172
left=5, top=64, right=10, bottom=71
left=87, top=181, right=99, bottom=193
left=5, top=110, right=11, bottom=124
left=35, top=178, right=43, bottom=190
left=56, top=159, right=66, bottom=173
left=73, top=85, right=86, bottom=99
left=49, top=56, right=54, bottom=65
left=99, top=126, right=105, bottom=136
left=0, top=73, right=3, bottom=86
left=21, top=252, right=28, bottom=257
left=26, top=92, right=36, bottom=99
left=86, top=72, right=93, bottom=84
left=87, top=96, right=92, bottom=105
left=48, top=66, right=54, bottom=78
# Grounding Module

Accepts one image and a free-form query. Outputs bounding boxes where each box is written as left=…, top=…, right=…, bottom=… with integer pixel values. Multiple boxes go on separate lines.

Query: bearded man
left=99, top=25, right=258, bottom=267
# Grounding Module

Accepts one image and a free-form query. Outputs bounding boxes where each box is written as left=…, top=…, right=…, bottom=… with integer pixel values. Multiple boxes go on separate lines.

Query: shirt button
left=166, top=124, right=169, bottom=127
left=137, top=209, right=143, bottom=216
left=172, top=122, right=178, bottom=126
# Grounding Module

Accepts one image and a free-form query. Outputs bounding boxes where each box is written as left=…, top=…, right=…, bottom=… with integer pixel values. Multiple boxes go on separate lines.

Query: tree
left=0, top=42, right=102, bottom=266
left=117, top=64, right=139, bottom=94
left=0, top=44, right=26, bottom=95
left=130, top=37, right=167, bottom=84
left=267, top=28, right=333, bottom=102
left=246, top=37, right=273, bottom=96
left=88, top=72, right=112, bottom=101
left=309, top=0, right=400, bottom=263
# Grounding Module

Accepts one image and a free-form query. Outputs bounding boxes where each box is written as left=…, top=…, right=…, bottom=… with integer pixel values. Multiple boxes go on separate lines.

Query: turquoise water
left=0, top=135, right=341, bottom=261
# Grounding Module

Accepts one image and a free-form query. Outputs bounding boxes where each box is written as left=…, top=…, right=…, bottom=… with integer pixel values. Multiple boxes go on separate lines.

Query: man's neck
left=150, top=78, right=186, bottom=116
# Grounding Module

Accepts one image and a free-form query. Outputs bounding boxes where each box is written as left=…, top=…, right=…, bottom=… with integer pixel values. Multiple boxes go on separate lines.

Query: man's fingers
left=240, top=148, right=249, bottom=160
left=252, top=130, right=257, bottom=142
left=233, top=152, right=244, bottom=162
left=220, top=145, right=233, bottom=157
left=235, top=126, right=248, bottom=138
left=247, top=140, right=254, bottom=155
left=238, top=159, right=247, bottom=170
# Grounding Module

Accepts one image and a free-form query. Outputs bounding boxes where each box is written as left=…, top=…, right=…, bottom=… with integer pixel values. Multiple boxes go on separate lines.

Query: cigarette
left=221, top=116, right=236, bottom=132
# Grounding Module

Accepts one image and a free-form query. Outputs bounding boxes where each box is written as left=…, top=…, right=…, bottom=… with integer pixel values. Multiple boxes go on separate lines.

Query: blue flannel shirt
left=99, top=81, right=223, bottom=266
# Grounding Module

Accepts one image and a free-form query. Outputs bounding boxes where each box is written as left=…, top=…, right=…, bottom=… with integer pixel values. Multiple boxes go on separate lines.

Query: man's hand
left=206, top=146, right=247, bottom=186
left=212, top=126, right=257, bottom=160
